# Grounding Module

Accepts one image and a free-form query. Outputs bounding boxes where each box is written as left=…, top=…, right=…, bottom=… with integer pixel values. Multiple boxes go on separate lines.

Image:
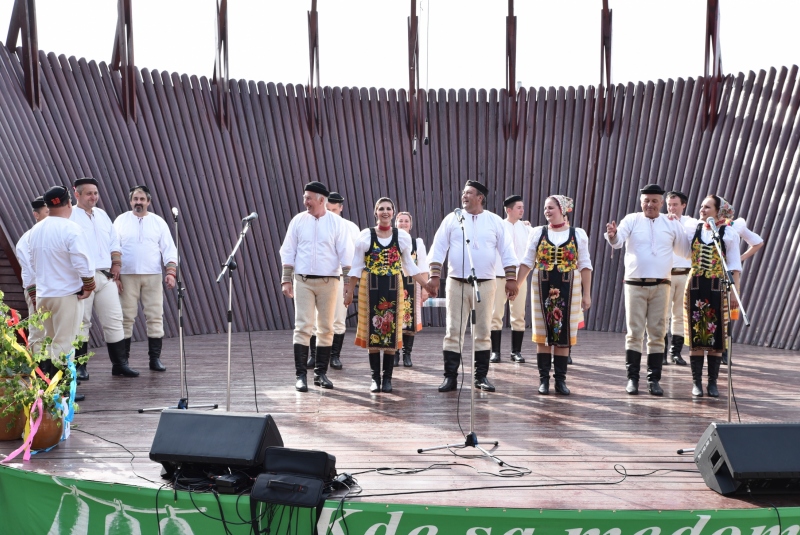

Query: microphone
left=706, top=217, right=718, bottom=233
left=454, top=207, right=465, bottom=223
left=172, top=207, right=179, bottom=217
left=242, top=212, right=258, bottom=223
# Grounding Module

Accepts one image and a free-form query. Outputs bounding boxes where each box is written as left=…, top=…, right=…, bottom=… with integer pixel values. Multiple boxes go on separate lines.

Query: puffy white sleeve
left=347, top=229, right=374, bottom=279
left=733, top=218, right=764, bottom=246
left=605, top=214, right=632, bottom=249
left=279, top=215, right=298, bottom=266
left=520, top=226, right=544, bottom=269
left=158, top=217, right=178, bottom=266
left=398, top=230, right=420, bottom=277
left=723, top=227, right=742, bottom=272
left=415, top=238, right=429, bottom=272
left=576, top=228, right=593, bottom=271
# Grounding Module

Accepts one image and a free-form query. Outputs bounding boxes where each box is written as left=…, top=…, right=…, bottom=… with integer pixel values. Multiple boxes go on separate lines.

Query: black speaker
left=694, top=422, right=800, bottom=495
left=149, top=410, right=283, bottom=477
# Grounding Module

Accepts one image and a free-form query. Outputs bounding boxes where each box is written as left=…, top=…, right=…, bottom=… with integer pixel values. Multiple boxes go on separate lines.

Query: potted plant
left=0, top=290, right=85, bottom=451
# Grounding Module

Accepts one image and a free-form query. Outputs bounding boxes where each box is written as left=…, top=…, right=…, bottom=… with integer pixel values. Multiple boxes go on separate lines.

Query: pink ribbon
left=0, top=393, right=44, bottom=464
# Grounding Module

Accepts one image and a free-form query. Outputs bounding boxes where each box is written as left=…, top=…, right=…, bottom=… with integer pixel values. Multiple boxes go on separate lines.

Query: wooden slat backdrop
left=0, top=44, right=798, bottom=349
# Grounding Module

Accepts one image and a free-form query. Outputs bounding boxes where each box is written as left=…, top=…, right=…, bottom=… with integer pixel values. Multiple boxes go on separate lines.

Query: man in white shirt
left=70, top=177, right=136, bottom=379
left=426, top=180, right=519, bottom=393
left=306, top=191, right=361, bottom=371
left=113, top=185, right=178, bottom=373
left=29, top=186, right=95, bottom=401
left=280, top=182, right=355, bottom=392
left=664, top=191, right=691, bottom=366
left=605, top=184, right=689, bottom=396
left=15, top=196, right=49, bottom=354
left=490, top=194, right=532, bottom=364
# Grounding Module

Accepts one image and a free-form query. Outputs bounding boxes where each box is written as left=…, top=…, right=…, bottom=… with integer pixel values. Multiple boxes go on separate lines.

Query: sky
left=0, top=0, right=797, bottom=91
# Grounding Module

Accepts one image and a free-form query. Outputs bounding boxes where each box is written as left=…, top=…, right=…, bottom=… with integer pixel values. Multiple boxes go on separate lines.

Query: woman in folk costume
left=515, top=195, right=592, bottom=395
left=344, top=198, right=429, bottom=393
left=685, top=195, right=741, bottom=398
left=394, top=211, right=429, bottom=368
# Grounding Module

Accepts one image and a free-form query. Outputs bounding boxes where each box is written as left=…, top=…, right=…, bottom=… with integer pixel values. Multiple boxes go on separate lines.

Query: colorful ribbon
left=0, top=393, right=44, bottom=463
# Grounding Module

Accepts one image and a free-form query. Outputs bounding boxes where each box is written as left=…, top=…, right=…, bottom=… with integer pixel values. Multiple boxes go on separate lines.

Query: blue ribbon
left=65, top=354, right=76, bottom=424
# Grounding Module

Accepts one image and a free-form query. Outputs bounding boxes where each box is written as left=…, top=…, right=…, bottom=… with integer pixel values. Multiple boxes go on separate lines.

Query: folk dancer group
left=16, top=179, right=179, bottom=402
left=282, top=180, right=763, bottom=399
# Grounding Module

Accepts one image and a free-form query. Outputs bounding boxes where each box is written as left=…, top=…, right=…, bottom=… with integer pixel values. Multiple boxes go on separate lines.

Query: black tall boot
left=537, top=353, right=552, bottom=394
left=75, top=342, right=89, bottom=381
left=124, top=337, right=131, bottom=361
left=690, top=355, right=704, bottom=397
left=662, top=335, right=670, bottom=365
left=510, top=331, right=526, bottom=363
left=625, top=350, right=642, bottom=394
left=313, top=346, right=334, bottom=388
left=670, top=335, right=687, bottom=365
left=474, top=350, right=495, bottom=392
left=553, top=355, right=570, bottom=395
left=438, top=351, right=461, bottom=392
left=646, top=353, right=664, bottom=396
left=489, top=330, right=502, bottom=363
left=109, top=339, right=139, bottom=377
left=369, top=353, right=382, bottom=393
left=707, top=355, right=722, bottom=397
left=148, top=337, right=166, bottom=371
left=382, top=353, right=394, bottom=393
left=307, top=335, right=317, bottom=368
left=720, top=349, right=728, bottom=365
left=330, top=333, right=345, bottom=370
left=402, top=334, right=414, bottom=367
left=294, top=344, right=309, bottom=392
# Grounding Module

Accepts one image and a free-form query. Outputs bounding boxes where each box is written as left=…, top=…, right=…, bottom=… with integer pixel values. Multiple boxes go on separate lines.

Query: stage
left=1, top=329, right=799, bottom=533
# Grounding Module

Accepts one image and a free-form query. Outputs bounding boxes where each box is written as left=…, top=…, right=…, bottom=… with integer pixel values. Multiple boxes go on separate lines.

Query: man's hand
left=343, top=286, right=354, bottom=307
left=281, top=282, right=294, bottom=299
left=426, top=276, right=440, bottom=297
left=116, top=279, right=124, bottom=294
left=606, top=220, right=617, bottom=239
left=505, top=279, right=519, bottom=300
left=110, top=264, right=121, bottom=280
left=165, top=273, right=176, bottom=290
left=78, top=288, right=92, bottom=300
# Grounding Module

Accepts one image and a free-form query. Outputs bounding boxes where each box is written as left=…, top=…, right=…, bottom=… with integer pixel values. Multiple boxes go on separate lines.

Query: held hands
left=425, top=276, right=440, bottom=297
left=281, top=282, right=294, bottom=299
left=343, top=285, right=354, bottom=307
left=505, top=279, right=519, bottom=300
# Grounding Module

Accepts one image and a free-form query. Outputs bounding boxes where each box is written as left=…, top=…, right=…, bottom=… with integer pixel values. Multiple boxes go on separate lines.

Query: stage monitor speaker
left=694, top=422, right=800, bottom=495
left=149, top=410, right=283, bottom=477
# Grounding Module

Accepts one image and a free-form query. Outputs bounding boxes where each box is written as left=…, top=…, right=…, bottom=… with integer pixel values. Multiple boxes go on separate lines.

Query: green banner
left=1, top=466, right=798, bottom=535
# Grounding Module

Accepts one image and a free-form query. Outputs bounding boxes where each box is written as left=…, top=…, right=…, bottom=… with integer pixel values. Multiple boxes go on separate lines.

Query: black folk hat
left=464, top=180, right=489, bottom=196
left=503, top=194, right=522, bottom=207
left=327, top=191, right=345, bottom=204
left=640, top=184, right=666, bottom=195
left=30, top=196, right=46, bottom=209
left=43, top=186, right=71, bottom=207
left=73, top=177, right=99, bottom=188
left=304, top=181, right=329, bottom=196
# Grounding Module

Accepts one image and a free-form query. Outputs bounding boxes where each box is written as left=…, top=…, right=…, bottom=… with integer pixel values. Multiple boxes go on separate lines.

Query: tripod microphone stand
left=676, top=218, right=751, bottom=454
left=215, top=213, right=257, bottom=411
left=418, top=209, right=503, bottom=466
left=139, top=207, right=217, bottom=413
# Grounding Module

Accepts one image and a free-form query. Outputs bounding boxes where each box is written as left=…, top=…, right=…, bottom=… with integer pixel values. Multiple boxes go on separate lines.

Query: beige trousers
left=668, top=273, right=689, bottom=335
left=319, top=276, right=347, bottom=335
left=443, top=278, right=497, bottom=353
left=25, top=293, right=44, bottom=354
left=293, top=275, right=340, bottom=347
left=490, top=276, right=528, bottom=331
left=80, top=271, right=125, bottom=344
left=120, top=274, right=165, bottom=338
left=624, top=283, right=670, bottom=354
left=38, top=295, right=84, bottom=361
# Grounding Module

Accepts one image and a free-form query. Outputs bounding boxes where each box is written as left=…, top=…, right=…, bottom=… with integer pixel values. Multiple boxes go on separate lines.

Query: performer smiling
left=426, top=181, right=518, bottom=393
left=395, top=211, right=429, bottom=368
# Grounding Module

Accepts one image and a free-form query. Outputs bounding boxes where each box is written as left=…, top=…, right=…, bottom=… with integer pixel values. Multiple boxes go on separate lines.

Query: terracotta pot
left=30, top=409, right=63, bottom=451
left=0, top=383, right=25, bottom=441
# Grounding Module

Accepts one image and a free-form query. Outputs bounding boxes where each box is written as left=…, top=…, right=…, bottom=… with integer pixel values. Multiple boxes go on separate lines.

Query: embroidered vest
left=690, top=223, right=727, bottom=279
left=364, top=228, right=403, bottom=276
left=534, top=227, right=578, bottom=273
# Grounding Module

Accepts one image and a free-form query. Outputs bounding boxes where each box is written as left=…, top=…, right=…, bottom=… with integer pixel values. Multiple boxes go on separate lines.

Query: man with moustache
left=280, top=182, right=355, bottom=392
left=605, top=184, right=689, bottom=396
left=28, top=186, right=95, bottom=401
left=427, top=180, right=519, bottom=393
left=70, top=177, right=136, bottom=378
left=15, top=196, right=49, bottom=354
left=113, top=186, right=178, bottom=372
left=490, top=194, right=532, bottom=364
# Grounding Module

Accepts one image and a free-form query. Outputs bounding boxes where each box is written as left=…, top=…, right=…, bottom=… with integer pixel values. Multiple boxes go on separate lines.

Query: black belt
left=624, top=279, right=669, bottom=287
left=671, top=268, right=691, bottom=275
left=99, top=269, right=114, bottom=280
left=451, top=277, right=492, bottom=284
left=298, top=274, right=336, bottom=280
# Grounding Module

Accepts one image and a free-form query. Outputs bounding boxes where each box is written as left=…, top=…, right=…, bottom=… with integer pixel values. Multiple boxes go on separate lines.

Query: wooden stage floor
left=2, top=329, right=798, bottom=510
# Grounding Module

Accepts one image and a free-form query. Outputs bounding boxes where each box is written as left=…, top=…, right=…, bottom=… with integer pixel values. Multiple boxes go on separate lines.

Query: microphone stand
left=215, top=218, right=255, bottom=411
left=418, top=210, right=503, bottom=466
left=709, top=220, right=751, bottom=423
left=139, top=209, right=217, bottom=413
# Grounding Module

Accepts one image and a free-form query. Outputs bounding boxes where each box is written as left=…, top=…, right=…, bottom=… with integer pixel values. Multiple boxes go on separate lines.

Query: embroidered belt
left=451, top=277, right=492, bottom=284
left=671, top=268, right=691, bottom=275
left=624, top=278, right=669, bottom=287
